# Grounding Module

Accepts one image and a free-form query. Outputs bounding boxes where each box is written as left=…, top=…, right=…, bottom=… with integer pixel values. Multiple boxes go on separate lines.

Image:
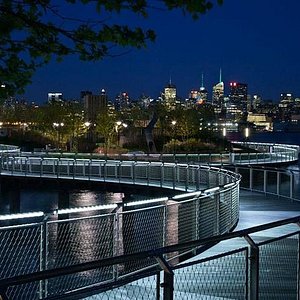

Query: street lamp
left=222, top=127, right=227, bottom=151
left=115, top=121, right=128, bottom=147
left=222, top=127, right=226, bottom=138
left=171, top=120, right=177, bottom=155
left=53, top=122, right=64, bottom=149
left=245, top=127, right=249, bottom=140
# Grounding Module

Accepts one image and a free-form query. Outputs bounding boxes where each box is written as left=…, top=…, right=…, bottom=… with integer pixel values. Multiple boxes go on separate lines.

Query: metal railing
left=0, top=163, right=298, bottom=299
left=0, top=156, right=240, bottom=191
left=22, top=141, right=299, bottom=165
left=0, top=143, right=298, bottom=299
left=0, top=157, right=240, bottom=299
left=0, top=215, right=299, bottom=300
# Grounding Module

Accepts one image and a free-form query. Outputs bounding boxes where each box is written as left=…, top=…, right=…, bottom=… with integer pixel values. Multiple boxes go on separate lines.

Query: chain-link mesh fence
left=259, top=234, right=299, bottom=300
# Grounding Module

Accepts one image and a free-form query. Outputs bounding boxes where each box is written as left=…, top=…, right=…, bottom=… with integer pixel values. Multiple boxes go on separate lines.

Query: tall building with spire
left=189, top=73, right=208, bottom=105
left=199, top=73, right=208, bottom=103
left=212, top=68, right=224, bottom=107
left=163, top=77, right=177, bottom=109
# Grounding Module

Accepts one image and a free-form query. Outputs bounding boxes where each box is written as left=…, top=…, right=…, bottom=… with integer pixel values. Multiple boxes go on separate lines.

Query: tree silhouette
left=0, top=0, right=223, bottom=96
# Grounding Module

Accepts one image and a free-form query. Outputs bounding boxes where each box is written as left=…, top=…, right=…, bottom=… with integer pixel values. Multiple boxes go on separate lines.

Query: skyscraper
left=115, top=92, right=130, bottom=111
left=163, top=78, right=177, bottom=109
left=279, top=93, right=294, bottom=107
left=84, top=89, right=107, bottom=122
left=229, top=82, right=248, bottom=111
left=198, top=73, right=208, bottom=103
left=48, top=92, right=63, bottom=104
left=212, top=69, right=224, bottom=107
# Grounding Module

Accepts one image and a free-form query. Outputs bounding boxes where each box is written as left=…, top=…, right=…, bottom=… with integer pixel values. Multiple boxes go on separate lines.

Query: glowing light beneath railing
left=0, top=211, right=44, bottom=220
left=172, top=191, right=201, bottom=200
left=203, top=187, right=220, bottom=194
left=56, top=204, right=117, bottom=215
left=224, top=183, right=235, bottom=189
left=125, top=197, right=169, bottom=207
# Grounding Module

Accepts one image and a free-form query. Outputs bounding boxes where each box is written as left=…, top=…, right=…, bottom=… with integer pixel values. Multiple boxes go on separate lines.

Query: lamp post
left=222, top=127, right=226, bottom=151
left=53, top=122, right=64, bottom=149
left=171, top=120, right=177, bottom=155
left=115, top=121, right=128, bottom=147
left=244, top=127, right=250, bottom=150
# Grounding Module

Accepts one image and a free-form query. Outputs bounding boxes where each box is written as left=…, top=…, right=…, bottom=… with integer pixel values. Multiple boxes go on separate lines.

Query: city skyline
left=22, top=0, right=300, bottom=103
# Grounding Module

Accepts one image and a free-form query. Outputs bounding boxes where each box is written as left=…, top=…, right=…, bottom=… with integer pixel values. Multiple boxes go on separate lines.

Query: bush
left=163, top=138, right=224, bottom=153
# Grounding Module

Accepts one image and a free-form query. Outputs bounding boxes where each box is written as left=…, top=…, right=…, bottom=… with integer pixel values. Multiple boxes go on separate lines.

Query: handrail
left=14, top=141, right=299, bottom=165
left=0, top=214, right=299, bottom=290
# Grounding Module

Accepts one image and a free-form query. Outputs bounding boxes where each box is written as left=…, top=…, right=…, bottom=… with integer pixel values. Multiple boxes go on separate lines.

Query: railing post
left=161, top=162, right=164, bottom=187
left=155, top=255, right=174, bottom=300
left=215, top=192, right=220, bottom=235
left=245, top=235, right=259, bottom=300
left=163, top=271, right=174, bottom=300
left=263, top=169, right=267, bottom=193
left=156, top=272, right=161, bottom=300
left=113, top=203, right=124, bottom=281
left=40, top=158, right=43, bottom=177
left=290, top=171, right=294, bottom=199
left=277, top=171, right=280, bottom=196
left=173, top=164, right=176, bottom=189
left=185, top=165, right=188, bottom=191
left=249, top=167, right=253, bottom=190
left=40, top=215, right=48, bottom=299
left=297, top=233, right=300, bottom=300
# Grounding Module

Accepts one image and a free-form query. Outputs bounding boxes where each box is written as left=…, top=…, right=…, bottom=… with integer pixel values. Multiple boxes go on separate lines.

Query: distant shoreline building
left=48, top=92, right=63, bottom=104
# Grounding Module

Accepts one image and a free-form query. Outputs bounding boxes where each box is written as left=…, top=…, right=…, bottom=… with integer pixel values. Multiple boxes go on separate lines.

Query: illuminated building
left=163, top=79, right=177, bottom=109
left=229, top=82, right=248, bottom=111
left=212, top=69, right=224, bottom=107
left=115, top=92, right=130, bottom=111
left=189, top=74, right=208, bottom=105
left=247, top=112, right=273, bottom=131
left=48, top=92, right=63, bottom=103
left=252, top=94, right=262, bottom=110
left=279, top=93, right=294, bottom=107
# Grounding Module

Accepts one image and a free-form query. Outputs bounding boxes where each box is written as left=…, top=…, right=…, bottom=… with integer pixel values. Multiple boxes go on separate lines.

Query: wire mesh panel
left=279, top=172, right=292, bottom=198
left=46, top=214, right=115, bottom=296
left=219, top=189, right=233, bottom=234
left=85, top=274, right=159, bottom=300
left=41, top=159, right=57, bottom=176
left=74, top=160, right=86, bottom=177
left=198, top=168, right=209, bottom=187
left=148, top=163, right=163, bottom=182
left=252, top=169, right=265, bottom=192
left=207, top=170, right=220, bottom=188
left=230, top=185, right=240, bottom=227
left=173, top=249, right=247, bottom=300
left=120, top=206, right=165, bottom=276
left=0, top=224, right=42, bottom=299
left=266, top=170, right=278, bottom=195
left=259, top=234, right=299, bottom=300
left=134, top=163, right=149, bottom=180
left=176, top=166, right=188, bottom=189
left=120, top=163, right=133, bottom=179
left=175, top=199, right=198, bottom=245
left=198, top=195, right=218, bottom=239
left=186, top=166, right=199, bottom=190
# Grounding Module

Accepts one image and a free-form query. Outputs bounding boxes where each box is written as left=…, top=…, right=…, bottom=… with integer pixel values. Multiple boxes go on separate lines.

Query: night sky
left=23, top=0, right=300, bottom=103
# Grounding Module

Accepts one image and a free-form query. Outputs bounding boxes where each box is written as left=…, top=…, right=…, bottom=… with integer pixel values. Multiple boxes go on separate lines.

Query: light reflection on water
left=0, top=188, right=133, bottom=215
